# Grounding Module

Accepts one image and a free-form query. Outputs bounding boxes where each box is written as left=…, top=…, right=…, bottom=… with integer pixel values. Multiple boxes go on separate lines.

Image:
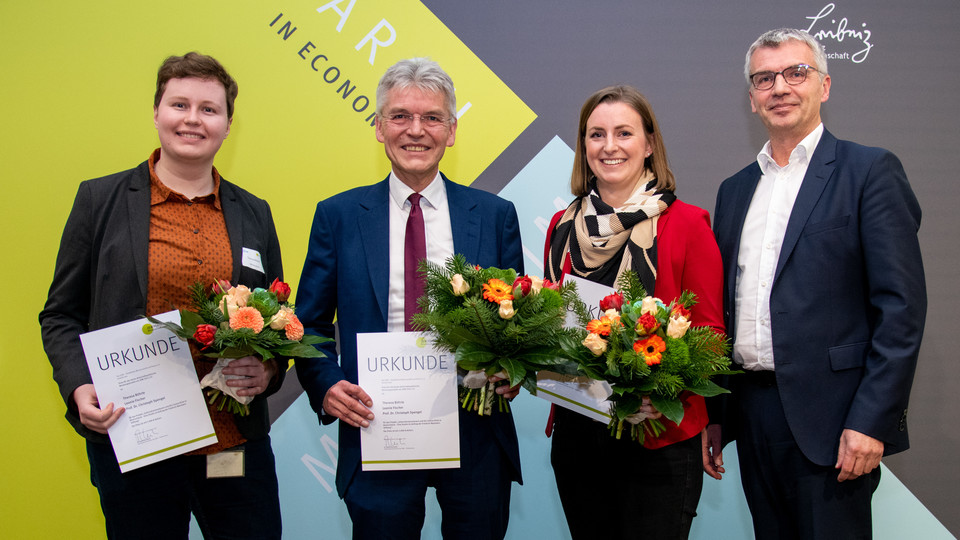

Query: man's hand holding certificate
left=357, top=332, right=460, bottom=471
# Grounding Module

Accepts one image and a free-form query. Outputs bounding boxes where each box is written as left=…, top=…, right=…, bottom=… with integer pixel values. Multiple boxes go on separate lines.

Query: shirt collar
left=388, top=170, right=446, bottom=210
left=756, top=123, right=824, bottom=176
left=147, top=148, right=222, bottom=209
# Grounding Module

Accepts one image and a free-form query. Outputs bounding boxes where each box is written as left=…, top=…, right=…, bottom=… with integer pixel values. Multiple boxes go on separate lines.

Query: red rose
left=209, top=279, right=232, bottom=296
left=269, top=278, right=292, bottom=303
left=671, top=304, right=692, bottom=319
left=193, top=324, right=218, bottom=348
left=513, top=275, right=533, bottom=296
left=599, top=292, right=624, bottom=312
left=542, top=278, right=561, bottom=291
left=635, top=313, right=660, bottom=336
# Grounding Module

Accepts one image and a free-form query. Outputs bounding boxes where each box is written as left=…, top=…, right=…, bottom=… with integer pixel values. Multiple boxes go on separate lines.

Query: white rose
left=582, top=332, right=608, bottom=356
left=450, top=274, right=470, bottom=295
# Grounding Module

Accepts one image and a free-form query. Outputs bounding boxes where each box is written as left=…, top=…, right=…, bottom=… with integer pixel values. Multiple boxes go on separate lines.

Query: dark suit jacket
left=713, top=129, right=926, bottom=466
left=295, top=174, right=524, bottom=498
left=40, top=159, right=284, bottom=444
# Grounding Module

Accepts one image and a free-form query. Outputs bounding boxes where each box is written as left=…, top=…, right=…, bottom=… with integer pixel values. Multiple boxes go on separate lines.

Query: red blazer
left=545, top=199, right=725, bottom=449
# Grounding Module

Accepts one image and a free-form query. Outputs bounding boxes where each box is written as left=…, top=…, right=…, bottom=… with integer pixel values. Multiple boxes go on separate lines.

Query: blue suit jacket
left=295, top=174, right=524, bottom=497
left=713, top=129, right=926, bottom=466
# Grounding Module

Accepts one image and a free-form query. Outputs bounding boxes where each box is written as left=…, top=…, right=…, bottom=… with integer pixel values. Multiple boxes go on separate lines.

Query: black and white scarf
left=546, top=171, right=676, bottom=291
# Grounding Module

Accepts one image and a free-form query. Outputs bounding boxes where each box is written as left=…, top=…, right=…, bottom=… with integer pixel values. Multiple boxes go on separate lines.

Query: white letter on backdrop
left=355, top=19, right=396, bottom=65
left=316, top=0, right=356, bottom=32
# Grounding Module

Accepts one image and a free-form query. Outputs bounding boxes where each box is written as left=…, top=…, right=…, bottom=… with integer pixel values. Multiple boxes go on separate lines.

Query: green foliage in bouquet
left=412, top=254, right=580, bottom=414
left=163, top=283, right=327, bottom=362
left=147, top=279, right=331, bottom=415
left=559, top=271, right=737, bottom=442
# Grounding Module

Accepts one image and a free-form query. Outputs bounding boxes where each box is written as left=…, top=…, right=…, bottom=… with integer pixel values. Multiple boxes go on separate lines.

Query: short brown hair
left=154, top=52, right=238, bottom=119
left=570, top=85, right=675, bottom=197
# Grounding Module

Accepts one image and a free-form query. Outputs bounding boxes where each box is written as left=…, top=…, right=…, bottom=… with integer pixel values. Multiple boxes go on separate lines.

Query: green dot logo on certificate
left=357, top=331, right=460, bottom=470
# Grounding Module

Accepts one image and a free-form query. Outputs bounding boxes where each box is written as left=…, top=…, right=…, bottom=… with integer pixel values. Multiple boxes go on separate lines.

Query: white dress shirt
left=386, top=172, right=455, bottom=332
left=734, top=124, right=824, bottom=371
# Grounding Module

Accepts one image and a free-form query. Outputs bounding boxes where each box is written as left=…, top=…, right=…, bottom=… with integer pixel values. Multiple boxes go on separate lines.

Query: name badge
left=207, top=449, right=245, bottom=478
left=241, top=247, right=265, bottom=274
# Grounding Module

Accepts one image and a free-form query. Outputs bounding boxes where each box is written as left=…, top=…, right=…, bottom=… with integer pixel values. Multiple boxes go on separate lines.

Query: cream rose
left=220, top=295, right=240, bottom=318
left=529, top=276, right=544, bottom=294
left=499, top=299, right=515, bottom=319
left=450, top=274, right=470, bottom=295
left=582, top=332, right=608, bottom=356
left=268, top=306, right=295, bottom=330
left=640, top=296, right=662, bottom=316
left=227, top=285, right=252, bottom=306
left=666, top=314, right=691, bottom=339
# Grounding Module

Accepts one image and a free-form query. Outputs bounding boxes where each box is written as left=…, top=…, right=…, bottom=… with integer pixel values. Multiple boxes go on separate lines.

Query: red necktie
left=404, top=193, right=426, bottom=331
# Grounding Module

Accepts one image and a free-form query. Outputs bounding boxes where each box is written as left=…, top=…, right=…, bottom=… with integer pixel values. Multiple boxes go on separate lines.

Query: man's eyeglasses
left=749, top=64, right=820, bottom=91
left=380, top=113, right=449, bottom=129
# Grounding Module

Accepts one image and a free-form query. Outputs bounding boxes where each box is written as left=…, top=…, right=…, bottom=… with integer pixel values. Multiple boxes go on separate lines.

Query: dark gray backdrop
left=420, top=0, right=960, bottom=535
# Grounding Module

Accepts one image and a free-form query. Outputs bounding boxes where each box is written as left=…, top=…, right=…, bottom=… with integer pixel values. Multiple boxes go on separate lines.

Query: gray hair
left=375, top=57, right=457, bottom=119
left=744, top=28, right=829, bottom=85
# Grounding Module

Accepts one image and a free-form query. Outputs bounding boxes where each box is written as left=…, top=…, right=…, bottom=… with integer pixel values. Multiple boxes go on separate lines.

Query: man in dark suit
left=295, top=57, right=523, bottom=539
left=711, top=28, right=926, bottom=539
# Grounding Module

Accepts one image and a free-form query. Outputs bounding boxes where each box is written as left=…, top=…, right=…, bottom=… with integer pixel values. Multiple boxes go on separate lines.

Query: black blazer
left=713, top=130, right=926, bottom=465
left=40, top=159, right=284, bottom=444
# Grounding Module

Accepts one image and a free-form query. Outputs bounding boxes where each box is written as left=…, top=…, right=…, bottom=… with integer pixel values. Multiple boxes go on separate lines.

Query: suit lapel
left=219, top=180, right=247, bottom=283
left=445, top=176, right=481, bottom=261
left=725, top=165, right=762, bottom=309
left=127, top=162, right=152, bottom=301
left=359, top=178, right=391, bottom=323
left=774, top=130, right=837, bottom=283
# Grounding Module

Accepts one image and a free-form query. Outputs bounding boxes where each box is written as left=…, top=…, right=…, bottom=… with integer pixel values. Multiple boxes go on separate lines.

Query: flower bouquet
left=560, top=271, right=735, bottom=442
left=147, top=278, right=331, bottom=415
left=412, top=254, right=580, bottom=415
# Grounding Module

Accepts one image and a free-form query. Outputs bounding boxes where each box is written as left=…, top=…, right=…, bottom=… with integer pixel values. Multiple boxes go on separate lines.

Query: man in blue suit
left=712, top=29, right=926, bottom=539
left=295, top=58, right=523, bottom=539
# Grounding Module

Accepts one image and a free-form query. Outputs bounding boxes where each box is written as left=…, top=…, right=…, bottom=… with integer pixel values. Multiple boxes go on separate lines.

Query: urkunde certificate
left=80, top=311, right=217, bottom=472
left=357, top=332, right=460, bottom=471
left=536, top=274, right=614, bottom=422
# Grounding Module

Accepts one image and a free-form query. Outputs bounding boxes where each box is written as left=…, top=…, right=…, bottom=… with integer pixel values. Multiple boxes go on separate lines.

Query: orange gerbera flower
left=634, top=335, right=666, bottom=366
left=482, top=278, right=514, bottom=304
left=229, top=306, right=265, bottom=334
left=587, top=315, right=619, bottom=336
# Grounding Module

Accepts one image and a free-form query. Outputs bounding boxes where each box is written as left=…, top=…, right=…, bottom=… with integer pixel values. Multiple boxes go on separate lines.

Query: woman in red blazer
left=544, top=85, right=725, bottom=539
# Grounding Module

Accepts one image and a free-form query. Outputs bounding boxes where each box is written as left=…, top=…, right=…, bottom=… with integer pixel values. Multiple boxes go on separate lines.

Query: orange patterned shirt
left=143, top=148, right=245, bottom=454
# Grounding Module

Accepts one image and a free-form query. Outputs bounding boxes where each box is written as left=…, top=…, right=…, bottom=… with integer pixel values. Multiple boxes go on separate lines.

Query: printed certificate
left=357, top=332, right=460, bottom=471
left=536, top=274, right=614, bottom=422
left=80, top=311, right=216, bottom=472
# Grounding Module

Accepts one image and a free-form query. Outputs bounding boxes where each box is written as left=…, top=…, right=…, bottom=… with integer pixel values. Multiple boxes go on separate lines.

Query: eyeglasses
left=380, top=113, right=449, bottom=129
left=749, top=64, right=820, bottom=91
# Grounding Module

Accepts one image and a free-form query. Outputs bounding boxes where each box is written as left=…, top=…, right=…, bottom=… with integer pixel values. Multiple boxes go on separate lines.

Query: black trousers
left=87, top=436, right=281, bottom=540
left=550, top=407, right=703, bottom=540
left=736, top=380, right=880, bottom=540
